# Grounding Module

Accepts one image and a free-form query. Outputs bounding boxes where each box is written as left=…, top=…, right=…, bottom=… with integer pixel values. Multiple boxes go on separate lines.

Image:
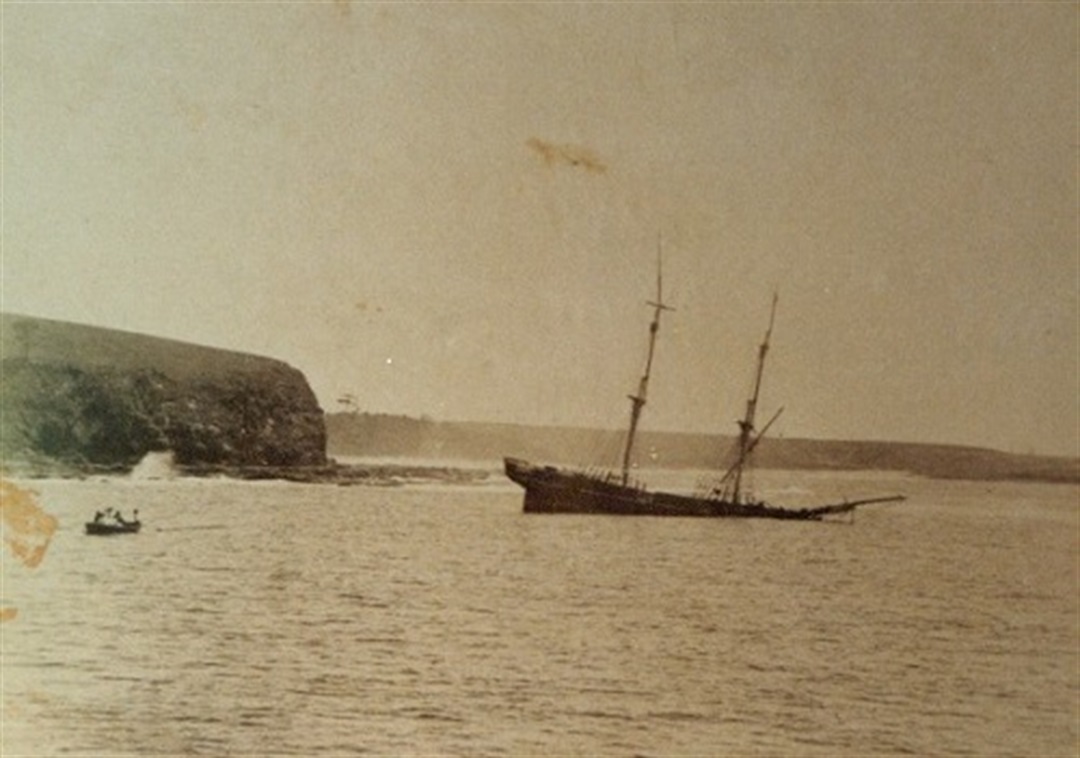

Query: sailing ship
left=504, top=260, right=905, bottom=520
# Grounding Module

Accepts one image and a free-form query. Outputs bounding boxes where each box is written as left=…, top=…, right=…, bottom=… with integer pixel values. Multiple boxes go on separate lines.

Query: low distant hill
left=326, top=412, right=1078, bottom=484
left=1, top=313, right=327, bottom=473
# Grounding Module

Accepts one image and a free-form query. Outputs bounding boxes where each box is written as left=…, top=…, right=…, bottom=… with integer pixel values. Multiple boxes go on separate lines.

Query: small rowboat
left=85, top=519, right=141, bottom=536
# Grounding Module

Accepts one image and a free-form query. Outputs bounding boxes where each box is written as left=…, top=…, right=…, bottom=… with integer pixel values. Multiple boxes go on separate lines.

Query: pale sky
left=4, top=3, right=1077, bottom=456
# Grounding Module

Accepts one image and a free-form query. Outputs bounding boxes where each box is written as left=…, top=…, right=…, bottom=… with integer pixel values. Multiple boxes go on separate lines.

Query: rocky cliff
left=1, top=314, right=326, bottom=473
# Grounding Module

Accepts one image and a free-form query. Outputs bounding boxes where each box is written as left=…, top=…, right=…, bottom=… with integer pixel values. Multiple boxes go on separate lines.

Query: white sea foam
left=128, top=451, right=177, bottom=480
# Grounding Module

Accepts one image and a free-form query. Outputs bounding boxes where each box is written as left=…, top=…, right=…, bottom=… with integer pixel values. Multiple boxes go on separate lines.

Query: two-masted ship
left=504, top=260, right=904, bottom=520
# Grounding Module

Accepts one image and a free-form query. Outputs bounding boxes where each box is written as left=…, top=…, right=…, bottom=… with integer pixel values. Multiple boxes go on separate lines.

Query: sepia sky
left=3, top=3, right=1077, bottom=456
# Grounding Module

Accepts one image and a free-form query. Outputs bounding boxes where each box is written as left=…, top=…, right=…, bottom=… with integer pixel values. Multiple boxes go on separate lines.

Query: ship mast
left=731, top=292, right=778, bottom=504
left=620, top=242, right=673, bottom=487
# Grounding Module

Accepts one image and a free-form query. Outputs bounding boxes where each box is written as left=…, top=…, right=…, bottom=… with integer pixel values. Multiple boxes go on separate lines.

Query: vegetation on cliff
left=1, top=314, right=326, bottom=473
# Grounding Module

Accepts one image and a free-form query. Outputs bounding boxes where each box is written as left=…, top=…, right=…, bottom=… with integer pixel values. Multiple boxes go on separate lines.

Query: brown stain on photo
left=1, top=479, right=58, bottom=621
left=526, top=137, right=608, bottom=174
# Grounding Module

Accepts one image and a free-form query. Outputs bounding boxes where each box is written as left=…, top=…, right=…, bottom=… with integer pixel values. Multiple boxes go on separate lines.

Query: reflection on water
left=2, top=470, right=1076, bottom=755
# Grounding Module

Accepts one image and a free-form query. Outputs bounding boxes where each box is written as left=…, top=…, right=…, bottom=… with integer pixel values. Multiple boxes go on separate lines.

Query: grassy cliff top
left=1, top=313, right=294, bottom=382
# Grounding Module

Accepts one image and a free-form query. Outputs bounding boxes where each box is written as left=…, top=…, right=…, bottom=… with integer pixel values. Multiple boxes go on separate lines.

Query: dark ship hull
left=505, top=457, right=898, bottom=521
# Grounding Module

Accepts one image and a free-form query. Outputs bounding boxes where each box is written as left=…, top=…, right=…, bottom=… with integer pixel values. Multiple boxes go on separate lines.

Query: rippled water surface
left=2, top=470, right=1076, bottom=755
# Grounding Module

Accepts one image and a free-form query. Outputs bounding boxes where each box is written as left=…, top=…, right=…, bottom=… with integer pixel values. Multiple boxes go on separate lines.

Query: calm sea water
left=2, top=466, right=1076, bottom=756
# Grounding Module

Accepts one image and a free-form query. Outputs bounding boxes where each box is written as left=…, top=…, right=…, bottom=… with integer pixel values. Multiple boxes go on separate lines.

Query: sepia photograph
left=2, top=3, right=1076, bottom=755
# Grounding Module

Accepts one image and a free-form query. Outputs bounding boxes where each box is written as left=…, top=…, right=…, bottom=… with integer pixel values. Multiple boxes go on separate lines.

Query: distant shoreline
left=326, top=413, right=1080, bottom=486
left=2, top=456, right=1076, bottom=488
left=0, top=459, right=494, bottom=487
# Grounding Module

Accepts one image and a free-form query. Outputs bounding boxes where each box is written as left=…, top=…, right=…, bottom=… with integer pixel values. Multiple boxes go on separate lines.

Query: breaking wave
left=129, top=451, right=177, bottom=480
